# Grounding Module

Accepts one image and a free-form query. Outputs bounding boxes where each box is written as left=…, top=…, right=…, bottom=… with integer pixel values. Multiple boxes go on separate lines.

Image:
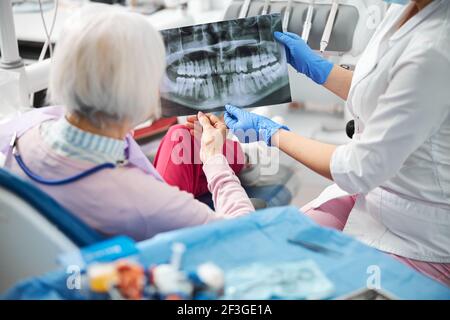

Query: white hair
left=49, top=4, right=166, bottom=126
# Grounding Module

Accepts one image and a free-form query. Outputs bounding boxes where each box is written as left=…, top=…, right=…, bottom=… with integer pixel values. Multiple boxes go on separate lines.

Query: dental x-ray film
left=159, top=13, right=292, bottom=117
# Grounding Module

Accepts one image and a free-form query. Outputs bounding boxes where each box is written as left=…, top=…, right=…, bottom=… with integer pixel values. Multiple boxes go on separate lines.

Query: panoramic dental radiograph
left=159, top=14, right=292, bottom=117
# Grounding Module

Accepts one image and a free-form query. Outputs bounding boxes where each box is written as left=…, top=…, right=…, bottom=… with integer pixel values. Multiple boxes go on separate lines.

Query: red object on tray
left=133, top=117, right=178, bottom=140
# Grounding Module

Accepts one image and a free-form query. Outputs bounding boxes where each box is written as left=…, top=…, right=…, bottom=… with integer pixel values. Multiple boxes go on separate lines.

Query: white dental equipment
left=282, top=0, right=293, bottom=32
left=320, top=0, right=339, bottom=53
left=0, top=1, right=22, bottom=70
left=262, top=0, right=271, bottom=15
left=302, top=0, right=315, bottom=42
left=239, top=0, right=252, bottom=18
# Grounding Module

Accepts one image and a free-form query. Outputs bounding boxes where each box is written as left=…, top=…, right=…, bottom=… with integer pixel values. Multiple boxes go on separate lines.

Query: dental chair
left=198, top=162, right=300, bottom=209
left=0, top=168, right=103, bottom=294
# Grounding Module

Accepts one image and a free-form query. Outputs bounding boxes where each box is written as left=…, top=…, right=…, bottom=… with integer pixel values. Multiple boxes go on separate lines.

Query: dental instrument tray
left=225, top=0, right=360, bottom=53
left=159, top=13, right=292, bottom=117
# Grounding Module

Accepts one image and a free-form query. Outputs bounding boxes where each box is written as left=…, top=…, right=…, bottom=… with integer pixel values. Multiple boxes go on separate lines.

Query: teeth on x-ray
left=172, top=52, right=283, bottom=98
left=160, top=14, right=289, bottom=110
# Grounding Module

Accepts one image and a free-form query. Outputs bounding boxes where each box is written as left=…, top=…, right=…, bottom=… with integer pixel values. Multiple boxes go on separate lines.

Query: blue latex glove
left=224, top=104, right=289, bottom=146
left=274, top=31, right=334, bottom=85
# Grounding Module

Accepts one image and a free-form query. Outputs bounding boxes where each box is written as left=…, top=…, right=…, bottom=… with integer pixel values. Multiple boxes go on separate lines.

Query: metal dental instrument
left=287, top=238, right=341, bottom=257
left=239, top=0, right=252, bottom=19
left=320, top=0, right=339, bottom=53
left=1, top=132, right=17, bottom=168
left=262, top=0, right=271, bottom=15
left=282, top=0, right=293, bottom=32
left=11, top=131, right=117, bottom=186
left=302, top=0, right=315, bottom=43
left=170, top=243, right=186, bottom=270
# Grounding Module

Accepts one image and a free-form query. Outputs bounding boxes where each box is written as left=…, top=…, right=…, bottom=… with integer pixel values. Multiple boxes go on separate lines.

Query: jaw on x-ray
left=160, top=14, right=292, bottom=117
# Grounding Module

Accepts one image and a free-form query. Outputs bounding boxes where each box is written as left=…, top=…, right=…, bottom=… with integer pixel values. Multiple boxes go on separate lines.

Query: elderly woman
left=0, top=5, right=254, bottom=241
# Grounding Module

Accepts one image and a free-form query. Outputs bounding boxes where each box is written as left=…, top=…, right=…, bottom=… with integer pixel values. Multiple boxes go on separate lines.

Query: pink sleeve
left=202, top=154, right=255, bottom=217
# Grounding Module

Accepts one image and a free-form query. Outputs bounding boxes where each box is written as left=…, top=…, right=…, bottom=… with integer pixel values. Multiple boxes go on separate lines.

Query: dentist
left=1, top=5, right=254, bottom=241
left=224, top=0, right=450, bottom=285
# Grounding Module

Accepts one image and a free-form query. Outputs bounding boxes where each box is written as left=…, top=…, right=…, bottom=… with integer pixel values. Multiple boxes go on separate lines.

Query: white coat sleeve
left=330, top=46, right=450, bottom=195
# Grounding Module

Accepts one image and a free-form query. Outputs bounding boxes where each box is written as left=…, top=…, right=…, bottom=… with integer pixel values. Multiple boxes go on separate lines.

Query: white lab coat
left=311, top=1, right=450, bottom=262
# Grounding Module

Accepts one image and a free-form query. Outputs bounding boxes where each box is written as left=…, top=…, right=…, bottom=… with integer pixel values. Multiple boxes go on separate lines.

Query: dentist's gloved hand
left=274, top=31, right=334, bottom=85
left=224, top=104, right=289, bottom=146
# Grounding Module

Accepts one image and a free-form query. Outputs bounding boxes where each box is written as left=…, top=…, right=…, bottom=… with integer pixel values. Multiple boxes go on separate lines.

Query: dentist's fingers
left=186, top=122, right=195, bottom=130
left=224, top=105, right=244, bottom=129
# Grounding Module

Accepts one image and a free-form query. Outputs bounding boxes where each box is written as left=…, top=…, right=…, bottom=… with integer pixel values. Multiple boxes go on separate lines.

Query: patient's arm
left=197, top=112, right=255, bottom=216
left=323, top=65, right=354, bottom=101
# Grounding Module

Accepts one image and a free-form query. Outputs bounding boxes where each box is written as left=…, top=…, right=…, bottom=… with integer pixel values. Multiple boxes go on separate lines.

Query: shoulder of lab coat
left=331, top=19, right=450, bottom=195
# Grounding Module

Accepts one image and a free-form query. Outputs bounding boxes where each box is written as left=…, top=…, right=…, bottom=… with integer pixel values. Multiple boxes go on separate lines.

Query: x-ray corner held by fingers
left=159, top=13, right=292, bottom=117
